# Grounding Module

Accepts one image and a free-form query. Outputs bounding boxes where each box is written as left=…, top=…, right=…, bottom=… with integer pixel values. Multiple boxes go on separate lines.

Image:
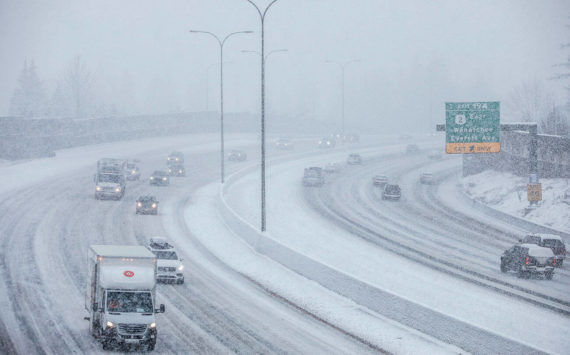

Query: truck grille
left=118, top=323, right=147, bottom=334
left=158, top=266, right=176, bottom=272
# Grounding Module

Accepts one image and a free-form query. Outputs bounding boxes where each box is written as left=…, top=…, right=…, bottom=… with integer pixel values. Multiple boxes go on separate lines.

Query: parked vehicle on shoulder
left=85, top=245, right=165, bottom=351
left=372, top=175, right=388, bottom=187
left=168, top=165, right=185, bottom=177
left=405, top=144, right=420, bottom=154
left=228, top=149, right=247, bottom=161
left=275, top=138, right=294, bottom=150
left=303, top=167, right=325, bottom=187
left=126, top=160, right=141, bottom=181
left=520, top=233, right=566, bottom=266
left=420, top=173, right=434, bottom=185
left=147, top=237, right=184, bottom=284
left=501, top=243, right=556, bottom=279
left=382, top=184, right=401, bottom=200
left=347, top=153, right=362, bottom=165
left=323, top=162, right=340, bottom=174
left=167, top=151, right=184, bottom=166
left=150, top=170, right=169, bottom=186
left=136, top=195, right=158, bottom=215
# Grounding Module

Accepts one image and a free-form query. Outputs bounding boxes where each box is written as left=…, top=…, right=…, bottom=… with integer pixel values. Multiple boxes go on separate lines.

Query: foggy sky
left=0, top=0, right=568, bottom=133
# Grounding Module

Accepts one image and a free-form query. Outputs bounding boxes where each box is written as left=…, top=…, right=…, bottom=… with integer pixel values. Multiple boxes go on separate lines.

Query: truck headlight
left=137, top=202, right=142, bottom=207
left=95, top=186, right=102, bottom=191
left=149, top=322, right=156, bottom=329
left=150, top=177, right=154, bottom=180
left=162, top=177, right=167, bottom=181
left=151, top=203, right=157, bottom=208
left=106, top=321, right=115, bottom=328
left=131, top=170, right=136, bottom=174
left=179, top=170, right=182, bottom=174
left=115, top=187, right=121, bottom=192
left=178, top=265, right=184, bottom=271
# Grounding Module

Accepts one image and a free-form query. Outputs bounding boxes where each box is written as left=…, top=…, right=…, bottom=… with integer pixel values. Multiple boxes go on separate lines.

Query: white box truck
left=94, top=158, right=127, bottom=200
left=85, top=245, right=165, bottom=351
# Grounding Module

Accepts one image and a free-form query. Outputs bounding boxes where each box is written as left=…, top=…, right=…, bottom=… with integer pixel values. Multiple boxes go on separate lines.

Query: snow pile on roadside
left=461, top=170, right=570, bottom=232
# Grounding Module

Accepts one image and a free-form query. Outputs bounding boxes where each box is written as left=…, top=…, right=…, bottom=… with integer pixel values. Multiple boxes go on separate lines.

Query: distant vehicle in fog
left=275, top=138, right=294, bottom=150
left=420, top=173, right=434, bottom=185
left=136, top=195, right=158, bottom=215
left=344, top=133, right=360, bottom=143
left=228, top=149, right=247, bottom=161
left=126, top=160, right=141, bottom=181
left=372, top=175, right=388, bottom=187
left=318, top=137, right=335, bottom=148
left=303, top=167, right=325, bottom=187
left=147, top=237, right=185, bottom=284
left=323, top=162, right=340, bottom=174
left=168, top=165, right=185, bottom=177
left=382, top=184, right=401, bottom=200
left=150, top=170, right=169, bottom=186
left=427, top=150, right=442, bottom=160
left=167, top=151, right=184, bottom=166
left=347, top=153, right=362, bottom=165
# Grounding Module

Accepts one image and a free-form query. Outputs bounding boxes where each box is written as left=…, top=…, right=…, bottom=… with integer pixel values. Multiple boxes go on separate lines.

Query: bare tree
left=506, top=78, right=554, bottom=123
left=9, top=59, right=47, bottom=118
left=540, top=104, right=569, bottom=136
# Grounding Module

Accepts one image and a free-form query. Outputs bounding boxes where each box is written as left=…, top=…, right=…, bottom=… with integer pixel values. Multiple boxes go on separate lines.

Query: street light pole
left=189, top=29, right=253, bottom=184
left=325, top=59, right=360, bottom=139
left=243, top=0, right=281, bottom=232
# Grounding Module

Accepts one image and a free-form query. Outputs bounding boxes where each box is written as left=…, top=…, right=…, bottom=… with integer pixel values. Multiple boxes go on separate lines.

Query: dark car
left=405, top=144, right=420, bottom=154
left=168, top=164, right=186, bottom=177
left=302, top=167, right=325, bottom=187
left=167, top=151, right=184, bottom=166
left=228, top=149, right=247, bottom=161
left=382, top=184, right=401, bottom=200
left=150, top=170, right=169, bottom=186
left=318, top=137, right=336, bottom=148
left=136, top=195, right=158, bottom=215
left=126, top=161, right=141, bottom=181
left=501, top=243, right=555, bottom=279
left=520, top=234, right=566, bottom=266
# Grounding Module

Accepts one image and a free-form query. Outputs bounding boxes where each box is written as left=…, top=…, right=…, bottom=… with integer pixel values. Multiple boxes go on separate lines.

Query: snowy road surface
left=1, top=133, right=568, bottom=354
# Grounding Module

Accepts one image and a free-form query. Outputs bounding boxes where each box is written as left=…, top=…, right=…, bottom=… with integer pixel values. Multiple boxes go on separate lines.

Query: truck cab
left=86, top=245, right=165, bottom=351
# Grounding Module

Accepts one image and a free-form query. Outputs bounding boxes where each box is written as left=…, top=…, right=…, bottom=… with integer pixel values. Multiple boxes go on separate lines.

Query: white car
left=147, top=237, right=184, bottom=284
left=347, top=153, right=362, bottom=165
left=323, top=162, right=340, bottom=174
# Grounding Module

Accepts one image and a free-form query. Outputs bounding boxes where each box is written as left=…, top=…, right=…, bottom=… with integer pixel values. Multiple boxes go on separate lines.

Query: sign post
left=445, top=102, right=500, bottom=154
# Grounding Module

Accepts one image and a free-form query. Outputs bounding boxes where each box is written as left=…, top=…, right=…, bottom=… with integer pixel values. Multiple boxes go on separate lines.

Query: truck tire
left=545, top=271, right=553, bottom=280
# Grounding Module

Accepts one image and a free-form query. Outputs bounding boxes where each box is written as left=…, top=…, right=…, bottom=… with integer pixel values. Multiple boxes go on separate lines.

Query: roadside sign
left=527, top=183, right=542, bottom=202
left=445, top=102, right=500, bottom=154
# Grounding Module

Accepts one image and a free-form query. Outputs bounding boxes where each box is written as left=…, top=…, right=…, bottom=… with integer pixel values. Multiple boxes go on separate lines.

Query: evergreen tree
left=9, top=60, right=46, bottom=118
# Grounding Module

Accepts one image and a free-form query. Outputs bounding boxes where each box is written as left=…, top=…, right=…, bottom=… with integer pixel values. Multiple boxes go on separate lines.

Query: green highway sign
left=445, top=101, right=500, bottom=154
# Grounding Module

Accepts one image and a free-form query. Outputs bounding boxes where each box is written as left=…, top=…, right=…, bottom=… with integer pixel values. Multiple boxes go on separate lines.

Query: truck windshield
left=98, top=174, right=121, bottom=184
left=107, top=291, right=153, bottom=313
left=153, top=251, right=178, bottom=260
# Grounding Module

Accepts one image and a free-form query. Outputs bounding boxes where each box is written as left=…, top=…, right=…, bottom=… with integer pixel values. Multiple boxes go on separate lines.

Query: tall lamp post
left=325, top=59, right=360, bottom=139
left=243, top=0, right=281, bottom=232
left=189, top=29, right=253, bottom=184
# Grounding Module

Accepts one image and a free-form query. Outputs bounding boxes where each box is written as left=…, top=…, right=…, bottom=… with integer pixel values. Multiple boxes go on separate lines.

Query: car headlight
left=168, top=169, right=172, bottom=173
left=151, top=203, right=157, bottom=208
left=175, top=158, right=179, bottom=161
left=106, top=321, right=115, bottom=328
left=179, top=170, right=182, bottom=174
left=115, top=187, right=121, bottom=192
left=137, top=202, right=142, bottom=207
left=162, top=177, right=167, bottom=181
left=95, top=186, right=102, bottom=191
left=327, top=142, right=330, bottom=145
left=177, top=264, right=184, bottom=271
left=149, top=322, right=156, bottom=329
left=150, top=177, right=154, bottom=180
left=131, top=170, right=136, bottom=174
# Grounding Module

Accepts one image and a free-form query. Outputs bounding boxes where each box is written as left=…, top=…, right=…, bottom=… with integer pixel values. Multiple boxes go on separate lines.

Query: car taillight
left=553, top=258, right=556, bottom=266
left=525, top=257, right=529, bottom=265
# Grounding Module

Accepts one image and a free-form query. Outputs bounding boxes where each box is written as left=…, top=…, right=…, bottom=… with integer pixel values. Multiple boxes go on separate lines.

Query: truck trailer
left=85, top=245, right=165, bottom=351
left=94, top=158, right=127, bottom=200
